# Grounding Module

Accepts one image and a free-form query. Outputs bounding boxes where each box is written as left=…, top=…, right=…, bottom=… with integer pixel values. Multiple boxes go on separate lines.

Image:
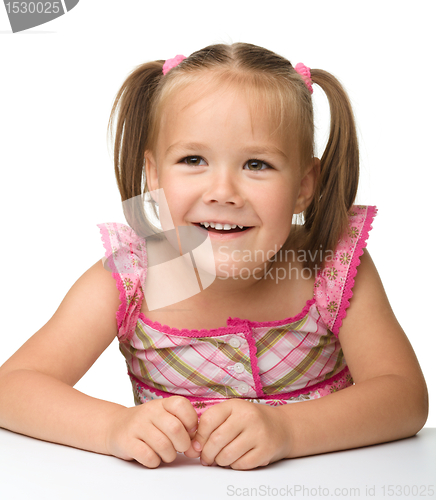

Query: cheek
left=256, top=185, right=295, bottom=228
left=158, top=174, right=190, bottom=220
left=153, top=185, right=183, bottom=232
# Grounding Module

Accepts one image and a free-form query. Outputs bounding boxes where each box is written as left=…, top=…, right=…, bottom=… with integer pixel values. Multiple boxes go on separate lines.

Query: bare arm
left=278, top=248, right=429, bottom=459
left=0, top=259, right=126, bottom=455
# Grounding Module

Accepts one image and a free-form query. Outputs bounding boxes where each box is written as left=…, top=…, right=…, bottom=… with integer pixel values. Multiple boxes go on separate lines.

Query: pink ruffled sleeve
left=314, top=205, right=378, bottom=338
left=97, top=222, right=148, bottom=342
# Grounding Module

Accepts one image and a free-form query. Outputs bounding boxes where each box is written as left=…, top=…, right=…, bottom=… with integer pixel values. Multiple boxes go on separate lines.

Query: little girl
left=0, top=42, right=428, bottom=471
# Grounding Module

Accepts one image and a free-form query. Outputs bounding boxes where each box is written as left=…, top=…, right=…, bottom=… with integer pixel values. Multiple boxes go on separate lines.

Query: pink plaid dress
left=98, top=205, right=377, bottom=418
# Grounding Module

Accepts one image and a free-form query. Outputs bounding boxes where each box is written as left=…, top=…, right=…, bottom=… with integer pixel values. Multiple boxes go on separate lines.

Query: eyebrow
left=165, top=142, right=288, bottom=160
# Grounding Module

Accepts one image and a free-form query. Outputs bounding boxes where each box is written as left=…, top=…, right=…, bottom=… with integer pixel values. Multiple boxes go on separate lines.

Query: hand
left=105, top=396, right=199, bottom=468
left=188, top=399, right=292, bottom=470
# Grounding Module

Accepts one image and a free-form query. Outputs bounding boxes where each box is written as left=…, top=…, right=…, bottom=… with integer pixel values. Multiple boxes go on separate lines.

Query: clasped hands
left=106, top=395, right=292, bottom=470
left=183, top=397, right=291, bottom=470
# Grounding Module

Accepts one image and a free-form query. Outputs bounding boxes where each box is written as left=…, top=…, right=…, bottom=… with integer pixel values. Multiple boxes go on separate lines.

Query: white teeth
left=199, top=222, right=242, bottom=230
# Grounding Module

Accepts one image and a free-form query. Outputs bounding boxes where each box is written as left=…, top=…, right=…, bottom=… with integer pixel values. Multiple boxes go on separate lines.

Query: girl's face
left=145, top=81, right=316, bottom=279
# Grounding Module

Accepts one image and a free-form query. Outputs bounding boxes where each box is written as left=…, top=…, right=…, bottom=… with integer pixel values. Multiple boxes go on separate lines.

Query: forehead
left=156, top=75, right=295, bottom=155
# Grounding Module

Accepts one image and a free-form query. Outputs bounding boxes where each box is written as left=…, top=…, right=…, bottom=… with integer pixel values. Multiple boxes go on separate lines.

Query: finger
left=129, top=438, right=162, bottom=469
left=199, top=418, right=242, bottom=466
left=141, top=423, right=182, bottom=464
left=192, top=403, right=232, bottom=456
left=183, top=439, right=201, bottom=459
left=151, top=410, right=193, bottom=455
left=212, top=431, right=257, bottom=468
left=227, top=447, right=269, bottom=471
left=163, top=396, right=199, bottom=438
left=188, top=422, right=200, bottom=440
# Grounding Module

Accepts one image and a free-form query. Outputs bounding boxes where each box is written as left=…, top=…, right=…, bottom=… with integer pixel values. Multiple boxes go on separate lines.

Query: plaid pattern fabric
left=120, top=303, right=345, bottom=399
left=98, top=205, right=377, bottom=417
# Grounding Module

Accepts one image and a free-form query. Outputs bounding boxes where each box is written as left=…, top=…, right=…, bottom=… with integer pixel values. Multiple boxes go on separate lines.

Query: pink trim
left=239, top=322, right=264, bottom=398
left=97, top=223, right=148, bottom=343
left=133, top=236, right=148, bottom=343
left=97, top=224, right=127, bottom=333
left=126, top=242, right=145, bottom=343
left=138, top=297, right=316, bottom=338
left=139, top=313, right=252, bottom=337
left=227, top=297, right=316, bottom=329
left=332, top=206, right=378, bottom=337
left=128, top=365, right=351, bottom=402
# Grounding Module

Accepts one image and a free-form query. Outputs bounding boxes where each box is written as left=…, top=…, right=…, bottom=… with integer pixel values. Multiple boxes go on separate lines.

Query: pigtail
left=107, top=60, right=164, bottom=237
left=302, top=69, right=359, bottom=269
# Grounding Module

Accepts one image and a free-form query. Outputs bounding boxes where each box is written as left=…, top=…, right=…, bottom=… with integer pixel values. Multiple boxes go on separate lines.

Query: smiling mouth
left=193, top=223, right=251, bottom=233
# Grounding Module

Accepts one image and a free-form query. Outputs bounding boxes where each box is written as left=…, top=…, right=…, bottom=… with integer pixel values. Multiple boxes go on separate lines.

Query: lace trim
left=227, top=297, right=316, bottom=329
left=332, top=206, right=378, bottom=336
left=97, top=222, right=148, bottom=343
left=138, top=297, right=316, bottom=338
left=97, top=223, right=127, bottom=336
left=138, top=314, right=252, bottom=337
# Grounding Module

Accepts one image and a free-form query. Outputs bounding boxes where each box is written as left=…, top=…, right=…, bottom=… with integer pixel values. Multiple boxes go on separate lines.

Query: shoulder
left=52, top=257, right=122, bottom=365
left=56, top=258, right=122, bottom=339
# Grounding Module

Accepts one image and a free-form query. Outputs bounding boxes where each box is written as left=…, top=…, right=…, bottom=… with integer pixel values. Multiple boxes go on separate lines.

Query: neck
left=197, top=261, right=271, bottom=299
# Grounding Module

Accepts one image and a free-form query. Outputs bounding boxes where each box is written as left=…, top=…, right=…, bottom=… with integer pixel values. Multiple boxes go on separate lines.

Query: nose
left=202, top=168, right=244, bottom=207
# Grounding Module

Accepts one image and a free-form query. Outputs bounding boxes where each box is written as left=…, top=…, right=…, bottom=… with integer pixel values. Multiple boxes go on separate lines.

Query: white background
left=0, top=0, right=434, bottom=428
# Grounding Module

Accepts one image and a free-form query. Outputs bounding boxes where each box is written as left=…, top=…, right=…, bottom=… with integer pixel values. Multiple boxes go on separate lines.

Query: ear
left=293, top=157, right=320, bottom=214
left=144, top=151, right=159, bottom=200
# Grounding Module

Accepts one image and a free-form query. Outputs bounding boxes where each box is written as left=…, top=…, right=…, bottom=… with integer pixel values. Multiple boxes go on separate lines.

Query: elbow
left=405, top=376, right=429, bottom=437
left=416, top=383, right=429, bottom=432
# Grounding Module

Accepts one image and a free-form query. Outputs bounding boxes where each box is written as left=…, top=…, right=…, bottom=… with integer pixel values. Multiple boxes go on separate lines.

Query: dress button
left=237, top=383, right=249, bottom=394
left=229, top=337, right=241, bottom=348
left=234, top=362, right=245, bottom=374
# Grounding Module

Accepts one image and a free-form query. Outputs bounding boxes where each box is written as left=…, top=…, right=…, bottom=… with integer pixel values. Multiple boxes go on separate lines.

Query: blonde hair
left=108, top=42, right=359, bottom=271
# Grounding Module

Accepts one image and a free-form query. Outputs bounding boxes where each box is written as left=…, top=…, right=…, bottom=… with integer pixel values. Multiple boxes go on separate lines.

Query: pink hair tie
left=294, top=62, right=313, bottom=94
left=162, top=54, right=186, bottom=75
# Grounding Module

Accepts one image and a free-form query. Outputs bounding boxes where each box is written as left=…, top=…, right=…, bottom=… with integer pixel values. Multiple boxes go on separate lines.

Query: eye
left=180, top=156, right=206, bottom=166
left=244, top=159, right=273, bottom=171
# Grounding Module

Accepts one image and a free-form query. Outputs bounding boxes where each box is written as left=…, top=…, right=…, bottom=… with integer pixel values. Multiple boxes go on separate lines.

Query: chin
left=214, top=261, right=261, bottom=280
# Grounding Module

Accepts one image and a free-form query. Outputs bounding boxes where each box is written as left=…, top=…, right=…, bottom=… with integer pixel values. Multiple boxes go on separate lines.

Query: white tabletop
left=1, top=427, right=435, bottom=500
